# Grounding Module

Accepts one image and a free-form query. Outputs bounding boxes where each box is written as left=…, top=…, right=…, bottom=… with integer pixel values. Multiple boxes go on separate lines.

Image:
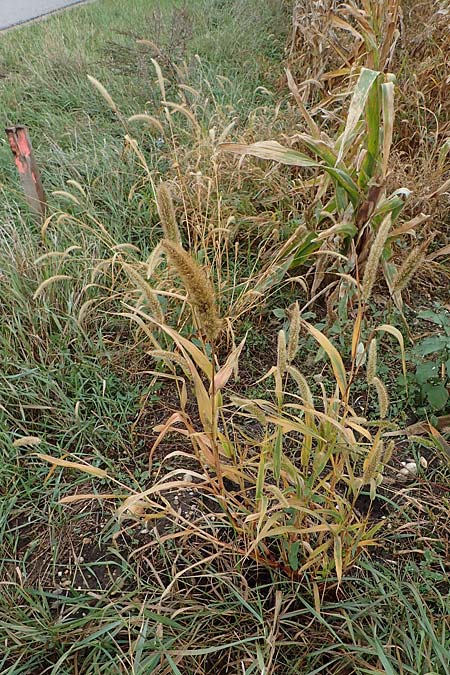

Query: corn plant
left=288, top=0, right=401, bottom=95
left=220, top=66, right=430, bottom=312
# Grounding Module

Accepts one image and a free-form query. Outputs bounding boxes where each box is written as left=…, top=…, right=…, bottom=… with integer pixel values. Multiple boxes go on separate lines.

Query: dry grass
left=1, top=0, right=450, bottom=672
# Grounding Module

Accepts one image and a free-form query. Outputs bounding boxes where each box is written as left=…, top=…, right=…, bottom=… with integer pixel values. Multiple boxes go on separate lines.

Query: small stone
left=396, top=459, right=422, bottom=481
left=396, top=467, right=411, bottom=481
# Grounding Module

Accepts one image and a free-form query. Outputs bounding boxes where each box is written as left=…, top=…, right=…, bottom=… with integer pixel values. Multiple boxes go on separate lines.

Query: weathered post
left=5, top=125, right=47, bottom=220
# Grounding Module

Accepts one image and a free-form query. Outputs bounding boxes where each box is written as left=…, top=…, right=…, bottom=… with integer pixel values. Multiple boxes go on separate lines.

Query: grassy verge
left=1, top=0, right=449, bottom=673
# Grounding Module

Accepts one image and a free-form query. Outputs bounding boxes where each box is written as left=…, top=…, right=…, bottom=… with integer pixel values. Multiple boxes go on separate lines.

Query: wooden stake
left=6, top=125, right=47, bottom=220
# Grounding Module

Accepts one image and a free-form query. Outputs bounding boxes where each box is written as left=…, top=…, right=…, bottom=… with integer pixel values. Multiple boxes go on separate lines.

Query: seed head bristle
left=372, top=376, right=389, bottom=419
left=392, top=240, right=428, bottom=293
left=362, top=437, right=384, bottom=484
left=277, top=330, right=287, bottom=376
left=287, top=302, right=301, bottom=362
left=122, top=262, right=164, bottom=324
left=381, top=440, right=394, bottom=466
left=287, top=365, right=314, bottom=407
left=156, top=182, right=181, bottom=244
left=366, top=338, right=377, bottom=385
left=161, top=239, right=222, bottom=342
left=361, top=214, right=392, bottom=303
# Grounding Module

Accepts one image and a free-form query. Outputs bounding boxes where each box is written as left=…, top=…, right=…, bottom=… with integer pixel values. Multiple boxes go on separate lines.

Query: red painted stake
left=6, top=125, right=47, bottom=220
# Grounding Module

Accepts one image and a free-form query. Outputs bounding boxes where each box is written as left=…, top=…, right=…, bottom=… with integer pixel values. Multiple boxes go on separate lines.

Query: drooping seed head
left=286, top=365, right=314, bottom=407
left=361, top=214, right=392, bottom=303
left=392, top=240, right=429, bottom=293
left=122, top=261, right=164, bottom=324
left=366, top=338, right=377, bottom=385
left=156, top=182, right=181, bottom=245
left=372, top=376, right=389, bottom=419
left=161, top=239, right=222, bottom=342
left=277, top=329, right=287, bottom=376
left=287, top=301, right=301, bottom=363
left=362, top=436, right=384, bottom=484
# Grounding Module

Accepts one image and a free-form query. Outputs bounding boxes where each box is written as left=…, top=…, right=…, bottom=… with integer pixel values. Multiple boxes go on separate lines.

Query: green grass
left=0, top=0, right=449, bottom=673
left=0, top=0, right=287, bottom=210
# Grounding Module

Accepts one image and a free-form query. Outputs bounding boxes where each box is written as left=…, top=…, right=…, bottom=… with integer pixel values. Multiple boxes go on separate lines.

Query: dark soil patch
left=3, top=497, right=115, bottom=593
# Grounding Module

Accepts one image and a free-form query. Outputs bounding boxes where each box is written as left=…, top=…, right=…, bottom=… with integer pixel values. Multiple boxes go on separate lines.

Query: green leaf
left=164, top=653, right=183, bottom=675
left=288, top=540, right=301, bottom=572
left=334, top=535, right=343, bottom=583
left=375, top=189, right=410, bottom=221
left=381, top=81, right=395, bottom=179
left=414, top=336, right=447, bottom=357
left=335, top=182, right=349, bottom=212
left=220, top=140, right=361, bottom=205
left=438, top=137, right=450, bottom=170
left=337, top=67, right=380, bottom=163
left=290, top=232, right=322, bottom=268
left=272, top=308, right=286, bottom=319
left=423, top=383, right=449, bottom=410
left=415, top=362, right=440, bottom=385
left=417, top=309, right=448, bottom=327
left=273, top=427, right=283, bottom=482
left=296, top=133, right=337, bottom=166
left=322, top=167, right=360, bottom=206
left=360, top=75, right=381, bottom=185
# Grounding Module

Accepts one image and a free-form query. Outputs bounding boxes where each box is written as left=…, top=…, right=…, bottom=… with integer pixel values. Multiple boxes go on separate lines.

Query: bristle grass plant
left=55, top=280, right=404, bottom=583
left=1, top=0, right=450, bottom=672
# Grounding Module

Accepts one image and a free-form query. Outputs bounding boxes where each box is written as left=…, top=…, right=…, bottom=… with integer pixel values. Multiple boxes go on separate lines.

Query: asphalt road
left=0, top=0, right=87, bottom=30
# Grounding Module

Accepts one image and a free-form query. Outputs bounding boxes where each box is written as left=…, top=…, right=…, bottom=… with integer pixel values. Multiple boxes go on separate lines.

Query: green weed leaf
left=423, top=383, right=449, bottom=410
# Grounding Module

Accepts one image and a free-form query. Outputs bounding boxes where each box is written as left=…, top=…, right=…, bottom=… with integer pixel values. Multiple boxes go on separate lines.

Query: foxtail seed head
left=277, top=330, right=287, bottom=376
left=156, top=183, right=181, bottom=244
left=287, top=301, right=301, bottom=363
left=372, top=376, right=389, bottom=419
left=362, top=436, right=384, bottom=484
left=161, top=239, right=222, bottom=342
left=122, top=262, right=164, bottom=324
left=286, top=365, right=314, bottom=407
left=392, top=240, right=428, bottom=293
left=361, top=214, right=392, bottom=303
left=366, top=338, right=377, bottom=385
left=381, top=440, right=394, bottom=466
